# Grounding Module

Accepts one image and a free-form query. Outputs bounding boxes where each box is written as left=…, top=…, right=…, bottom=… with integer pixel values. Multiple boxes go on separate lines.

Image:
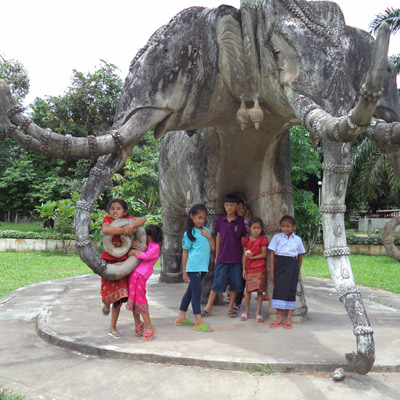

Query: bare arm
left=182, top=249, right=189, bottom=283
left=242, top=247, right=247, bottom=279
left=123, top=217, right=146, bottom=235
left=249, top=245, right=267, bottom=260
left=298, top=253, right=303, bottom=282
left=215, top=232, right=221, bottom=264
left=269, top=250, right=275, bottom=282
left=102, top=222, right=125, bottom=235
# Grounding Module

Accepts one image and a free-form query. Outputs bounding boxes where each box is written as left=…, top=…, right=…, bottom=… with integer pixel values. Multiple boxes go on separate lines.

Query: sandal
left=256, top=315, right=264, bottom=323
left=143, top=329, right=156, bottom=341
left=193, top=324, right=213, bottom=332
left=284, top=321, right=293, bottom=329
left=174, top=319, right=195, bottom=326
left=228, top=309, right=237, bottom=318
left=269, top=321, right=283, bottom=328
left=240, top=313, right=249, bottom=321
left=201, top=310, right=212, bottom=317
left=107, top=330, right=122, bottom=339
left=101, top=304, right=110, bottom=316
left=134, top=323, right=144, bottom=337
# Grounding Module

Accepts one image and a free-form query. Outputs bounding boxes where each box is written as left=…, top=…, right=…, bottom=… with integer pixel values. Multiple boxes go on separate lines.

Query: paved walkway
left=0, top=273, right=400, bottom=399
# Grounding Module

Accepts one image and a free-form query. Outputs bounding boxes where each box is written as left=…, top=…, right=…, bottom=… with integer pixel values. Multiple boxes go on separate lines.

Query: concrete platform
left=3, top=273, right=400, bottom=373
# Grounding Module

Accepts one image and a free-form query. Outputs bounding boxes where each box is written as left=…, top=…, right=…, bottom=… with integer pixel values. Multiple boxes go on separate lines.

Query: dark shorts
left=211, top=262, right=243, bottom=293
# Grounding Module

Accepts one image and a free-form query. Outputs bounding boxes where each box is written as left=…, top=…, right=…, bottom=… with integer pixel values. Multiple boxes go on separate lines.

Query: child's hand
left=245, top=250, right=252, bottom=258
left=200, top=228, right=211, bottom=239
left=129, top=249, right=139, bottom=256
left=183, top=272, right=189, bottom=283
left=242, top=271, right=246, bottom=279
left=123, top=224, right=137, bottom=235
left=270, top=272, right=274, bottom=282
left=131, top=241, right=139, bottom=249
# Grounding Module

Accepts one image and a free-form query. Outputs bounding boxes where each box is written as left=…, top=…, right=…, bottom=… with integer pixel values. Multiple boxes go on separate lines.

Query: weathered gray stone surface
left=1, top=0, right=400, bottom=373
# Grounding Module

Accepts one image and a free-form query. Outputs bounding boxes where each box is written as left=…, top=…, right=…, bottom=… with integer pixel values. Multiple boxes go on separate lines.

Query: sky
left=1, top=0, right=399, bottom=105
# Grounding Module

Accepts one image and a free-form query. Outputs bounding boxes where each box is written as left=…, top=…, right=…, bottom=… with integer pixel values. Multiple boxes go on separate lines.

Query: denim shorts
left=211, top=262, right=243, bottom=293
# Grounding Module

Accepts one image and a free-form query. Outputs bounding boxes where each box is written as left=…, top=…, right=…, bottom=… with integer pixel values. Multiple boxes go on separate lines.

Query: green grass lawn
left=302, top=254, right=400, bottom=294
left=0, top=221, right=43, bottom=232
left=0, top=252, right=92, bottom=297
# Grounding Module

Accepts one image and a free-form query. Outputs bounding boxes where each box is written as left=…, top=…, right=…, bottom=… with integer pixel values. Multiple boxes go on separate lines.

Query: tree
left=290, top=126, right=322, bottom=250
left=0, top=53, right=29, bottom=103
left=0, top=61, right=124, bottom=220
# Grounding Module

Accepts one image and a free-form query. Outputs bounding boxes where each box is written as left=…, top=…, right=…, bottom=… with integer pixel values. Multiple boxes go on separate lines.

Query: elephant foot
left=345, top=334, right=375, bottom=374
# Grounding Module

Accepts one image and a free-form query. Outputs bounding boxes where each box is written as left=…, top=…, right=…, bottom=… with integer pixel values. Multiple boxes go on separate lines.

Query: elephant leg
left=159, top=208, right=187, bottom=283
left=321, top=140, right=374, bottom=374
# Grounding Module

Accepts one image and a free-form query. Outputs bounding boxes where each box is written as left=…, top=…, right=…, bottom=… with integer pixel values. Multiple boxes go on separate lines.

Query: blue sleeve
left=182, top=232, right=193, bottom=250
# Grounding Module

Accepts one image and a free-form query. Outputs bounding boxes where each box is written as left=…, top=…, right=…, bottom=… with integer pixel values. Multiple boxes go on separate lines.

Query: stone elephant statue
left=1, top=0, right=400, bottom=374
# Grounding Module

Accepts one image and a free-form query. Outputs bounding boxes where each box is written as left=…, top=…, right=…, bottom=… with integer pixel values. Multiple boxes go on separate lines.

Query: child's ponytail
left=186, top=204, right=208, bottom=242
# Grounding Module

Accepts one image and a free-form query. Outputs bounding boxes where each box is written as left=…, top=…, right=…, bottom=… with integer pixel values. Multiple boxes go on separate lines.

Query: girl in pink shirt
left=126, top=224, right=162, bottom=341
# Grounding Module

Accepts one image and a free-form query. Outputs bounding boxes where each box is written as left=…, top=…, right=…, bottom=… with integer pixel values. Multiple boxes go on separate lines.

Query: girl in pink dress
left=240, top=217, right=268, bottom=323
left=126, top=224, right=162, bottom=341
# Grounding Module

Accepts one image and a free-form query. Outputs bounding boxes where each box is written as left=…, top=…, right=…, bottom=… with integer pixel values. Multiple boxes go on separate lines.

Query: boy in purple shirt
left=202, top=194, right=248, bottom=318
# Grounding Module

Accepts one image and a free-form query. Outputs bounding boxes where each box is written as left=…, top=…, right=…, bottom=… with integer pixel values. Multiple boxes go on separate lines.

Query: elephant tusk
left=284, top=23, right=391, bottom=143
left=0, top=79, right=171, bottom=160
left=351, top=22, right=391, bottom=129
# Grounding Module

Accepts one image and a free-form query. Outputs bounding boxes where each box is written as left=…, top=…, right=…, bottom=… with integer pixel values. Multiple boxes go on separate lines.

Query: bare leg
left=175, top=310, right=189, bottom=324
left=142, top=312, right=155, bottom=341
left=203, top=290, right=218, bottom=314
left=228, top=291, right=237, bottom=312
left=256, top=292, right=263, bottom=316
left=133, top=310, right=144, bottom=336
left=110, top=303, right=121, bottom=334
left=244, top=291, right=251, bottom=316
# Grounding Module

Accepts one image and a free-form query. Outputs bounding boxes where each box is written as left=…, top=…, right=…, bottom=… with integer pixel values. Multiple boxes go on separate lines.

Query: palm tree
left=369, top=7, right=400, bottom=74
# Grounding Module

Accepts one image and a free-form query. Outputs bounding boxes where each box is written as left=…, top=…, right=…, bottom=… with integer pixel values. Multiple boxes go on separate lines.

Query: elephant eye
left=163, top=47, right=168, bottom=53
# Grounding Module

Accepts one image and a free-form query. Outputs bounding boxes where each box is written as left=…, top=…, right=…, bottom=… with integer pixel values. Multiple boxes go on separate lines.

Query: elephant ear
left=216, top=9, right=253, bottom=101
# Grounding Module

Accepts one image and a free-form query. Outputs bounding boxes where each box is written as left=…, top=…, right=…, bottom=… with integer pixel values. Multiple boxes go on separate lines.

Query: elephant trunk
left=0, top=80, right=171, bottom=160
left=284, top=23, right=391, bottom=143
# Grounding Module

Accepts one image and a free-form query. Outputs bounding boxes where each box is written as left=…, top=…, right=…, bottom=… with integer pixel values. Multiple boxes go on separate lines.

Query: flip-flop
left=240, top=313, right=249, bottom=321
left=108, top=330, right=122, bottom=339
left=256, top=315, right=264, bottom=323
left=174, top=319, right=195, bottom=326
left=193, top=324, right=213, bottom=332
left=143, top=329, right=156, bottom=341
left=284, top=321, right=293, bottom=329
left=201, top=310, right=212, bottom=317
left=101, top=304, right=110, bottom=316
left=135, top=323, right=144, bottom=337
left=228, top=310, right=237, bottom=318
left=269, top=321, right=283, bottom=328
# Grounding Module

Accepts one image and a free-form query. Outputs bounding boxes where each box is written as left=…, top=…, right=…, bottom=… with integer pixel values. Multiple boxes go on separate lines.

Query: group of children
left=100, top=195, right=305, bottom=340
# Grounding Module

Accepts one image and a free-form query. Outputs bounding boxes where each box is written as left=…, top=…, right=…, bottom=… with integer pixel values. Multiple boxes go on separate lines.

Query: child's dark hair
left=107, top=198, right=129, bottom=213
left=280, top=215, right=296, bottom=226
left=223, top=193, right=240, bottom=204
left=145, top=224, right=162, bottom=244
left=186, top=204, right=208, bottom=242
left=248, top=217, right=264, bottom=235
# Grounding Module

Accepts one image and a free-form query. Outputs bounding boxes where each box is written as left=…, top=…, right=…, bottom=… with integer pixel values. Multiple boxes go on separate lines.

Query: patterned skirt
left=126, top=270, right=149, bottom=313
left=245, top=266, right=267, bottom=293
left=100, top=276, right=128, bottom=306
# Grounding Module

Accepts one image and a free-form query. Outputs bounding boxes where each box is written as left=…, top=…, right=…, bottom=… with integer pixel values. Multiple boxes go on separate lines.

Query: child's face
left=281, top=220, right=295, bottom=236
left=237, top=203, right=245, bottom=217
left=250, top=222, right=262, bottom=238
left=224, top=202, right=238, bottom=216
left=109, top=202, right=128, bottom=220
left=191, top=210, right=207, bottom=229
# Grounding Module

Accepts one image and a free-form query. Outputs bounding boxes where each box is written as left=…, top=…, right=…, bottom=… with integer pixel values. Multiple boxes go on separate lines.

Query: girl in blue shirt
left=175, top=204, right=215, bottom=332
